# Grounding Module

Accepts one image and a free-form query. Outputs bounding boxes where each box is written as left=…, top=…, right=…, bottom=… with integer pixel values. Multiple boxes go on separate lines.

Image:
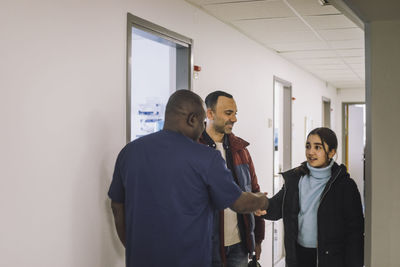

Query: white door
left=348, top=104, right=365, bottom=208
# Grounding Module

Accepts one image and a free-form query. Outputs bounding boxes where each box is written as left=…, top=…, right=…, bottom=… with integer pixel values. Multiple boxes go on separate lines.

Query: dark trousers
left=212, top=242, right=248, bottom=267
left=296, top=243, right=317, bottom=267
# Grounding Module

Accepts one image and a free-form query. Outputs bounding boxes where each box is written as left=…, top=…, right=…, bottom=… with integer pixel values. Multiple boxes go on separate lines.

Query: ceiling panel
left=304, top=63, right=347, bottom=70
left=349, top=63, right=365, bottom=70
left=333, top=80, right=363, bottom=85
left=343, top=56, right=364, bottom=64
left=233, top=17, right=309, bottom=32
left=278, top=50, right=337, bottom=59
left=355, top=71, right=365, bottom=77
left=313, top=69, right=357, bottom=75
left=355, top=72, right=365, bottom=78
left=324, top=72, right=360, bottom=77
left=187, top=0, right=269, bottom=5
left=292, top=57, right=344, bottom=65
left=328, top=39, right=364, bottom=49
left=266, top=41, right=330, bottom=52
left=329, top=83, right=364, bottom=89
left=319, top=76, right=361, bottom=83
left=203, top=0, right=295, bottom=21
left=323, top=77, right=361, bottom=83
left=336, top=49, right=364, bottom=57
left=303, top=14, right=356, bottom=29
left=317, top=27, right=363, bottom=41
left=258, top=30, right=321, bottom=44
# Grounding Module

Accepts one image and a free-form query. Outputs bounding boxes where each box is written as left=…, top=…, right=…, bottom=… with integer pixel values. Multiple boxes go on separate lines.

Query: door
left=343, top=103, right=366, bottom=207
left=345, top=103, right=365, bottom=208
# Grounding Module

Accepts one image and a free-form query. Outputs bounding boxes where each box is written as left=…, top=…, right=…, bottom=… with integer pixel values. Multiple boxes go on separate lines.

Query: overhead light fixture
left=318, top=0, right=331, bottom=6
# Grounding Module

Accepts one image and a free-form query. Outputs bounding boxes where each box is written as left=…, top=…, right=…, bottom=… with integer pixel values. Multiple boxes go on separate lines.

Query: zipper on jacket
left=281, top=173, right=287, bottom=223
left=281, top=178, right=287, bottom=265
left=315, top=168, right=342, bottom=267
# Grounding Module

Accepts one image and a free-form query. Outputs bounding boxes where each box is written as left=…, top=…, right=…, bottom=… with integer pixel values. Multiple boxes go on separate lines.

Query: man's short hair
left=165, top=89, right=204, bottom=117
left=204, top=91, right=233, bottom=110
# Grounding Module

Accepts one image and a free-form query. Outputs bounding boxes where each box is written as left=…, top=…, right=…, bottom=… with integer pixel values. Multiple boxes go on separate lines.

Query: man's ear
left=186, top=112, right=196, bottom=127
left=206, top=108, right=214, bottom=120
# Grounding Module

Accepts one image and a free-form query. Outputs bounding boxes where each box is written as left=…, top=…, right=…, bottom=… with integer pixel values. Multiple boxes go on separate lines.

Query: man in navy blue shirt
left=108, top=90, right=268, bottom=267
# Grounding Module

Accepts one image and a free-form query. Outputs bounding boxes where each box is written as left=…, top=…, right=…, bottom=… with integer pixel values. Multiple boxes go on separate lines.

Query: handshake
left=230, top=191, right=268, bottom=215
left=253, top=192, right=268, bottom=216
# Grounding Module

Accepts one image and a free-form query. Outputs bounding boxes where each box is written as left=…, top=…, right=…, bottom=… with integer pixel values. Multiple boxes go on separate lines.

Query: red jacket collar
left=227, top=133, right=249, bottom=153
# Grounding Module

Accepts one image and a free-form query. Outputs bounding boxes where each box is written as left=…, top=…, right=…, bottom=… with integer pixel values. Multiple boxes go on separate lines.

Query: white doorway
left=343, top=103, right=366, bottom=208
left=322, top=97, right=331, bottom=128
left=272, top=77, right=292, bottom=267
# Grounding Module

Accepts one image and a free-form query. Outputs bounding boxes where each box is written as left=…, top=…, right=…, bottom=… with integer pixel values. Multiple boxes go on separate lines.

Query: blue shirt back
left=108, top=130, right=242, bottom=267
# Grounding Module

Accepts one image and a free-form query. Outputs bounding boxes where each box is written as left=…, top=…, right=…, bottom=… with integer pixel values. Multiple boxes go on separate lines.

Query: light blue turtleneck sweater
left=297, top=160, right=334, bottom=248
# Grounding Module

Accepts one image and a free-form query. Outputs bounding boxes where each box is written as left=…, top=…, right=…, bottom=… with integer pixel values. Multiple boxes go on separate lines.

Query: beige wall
left=365, top=19, right=400, bottom=267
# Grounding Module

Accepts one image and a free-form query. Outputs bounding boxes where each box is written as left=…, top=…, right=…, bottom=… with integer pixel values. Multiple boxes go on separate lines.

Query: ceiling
left=186, top=0, right=365, bottom=89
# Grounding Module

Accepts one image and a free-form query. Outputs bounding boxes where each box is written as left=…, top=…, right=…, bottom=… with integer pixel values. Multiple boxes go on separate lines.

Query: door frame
left=272, top=76, right=292, bottom=266
left=126, top=13, right=193, bottom=142
left=322, top=96, right=331, bottom=128
left=342, top=102, right=365, bottom=167
left=273, top=76, right=292, bottom=174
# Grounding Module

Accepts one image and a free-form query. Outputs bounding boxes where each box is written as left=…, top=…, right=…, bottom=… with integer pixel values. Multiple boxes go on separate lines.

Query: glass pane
left=130, top=27, right=183, bottom=141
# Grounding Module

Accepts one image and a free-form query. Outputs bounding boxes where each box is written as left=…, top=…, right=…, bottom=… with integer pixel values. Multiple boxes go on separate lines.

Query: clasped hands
left=254, top=192, right=268, bottom=216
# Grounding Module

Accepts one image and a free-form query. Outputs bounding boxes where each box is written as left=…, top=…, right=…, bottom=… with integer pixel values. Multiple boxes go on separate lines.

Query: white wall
left=337, top=87, right=365, bottom=102
left=0, top=1, right=127, bottom=266
left=365, top=19, right=400, bottom=267
left=0, top=0, right=345, bottom=266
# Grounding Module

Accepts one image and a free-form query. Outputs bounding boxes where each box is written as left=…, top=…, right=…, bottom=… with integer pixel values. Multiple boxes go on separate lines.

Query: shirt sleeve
left=206, top=152, right=243, bottom=210
left=108, top=149, right=126, bottom=203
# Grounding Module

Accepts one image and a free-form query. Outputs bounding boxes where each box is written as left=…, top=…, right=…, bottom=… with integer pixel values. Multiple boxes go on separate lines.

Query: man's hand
left=249, top=242, right=262, bottom=260
left=111, top=201, right=126, bottom=247
left=255, top=242, right=262, bottom=260
left=254, top=209, right=266, bottom=216
left=253, top=192, right=268, bottom=216
left=230, top=192, right=269, bottom=213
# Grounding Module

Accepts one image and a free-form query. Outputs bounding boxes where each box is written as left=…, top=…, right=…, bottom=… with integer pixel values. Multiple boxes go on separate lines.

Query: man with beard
left=199, top=91, right=265, bottom=267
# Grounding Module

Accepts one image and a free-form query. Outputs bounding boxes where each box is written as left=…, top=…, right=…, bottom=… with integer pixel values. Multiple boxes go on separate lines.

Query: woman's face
left=305, top=134, right=336, bottom=168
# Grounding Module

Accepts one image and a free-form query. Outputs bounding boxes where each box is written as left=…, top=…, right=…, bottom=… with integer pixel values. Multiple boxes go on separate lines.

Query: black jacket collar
left=200, top=130, right=230, bottom=151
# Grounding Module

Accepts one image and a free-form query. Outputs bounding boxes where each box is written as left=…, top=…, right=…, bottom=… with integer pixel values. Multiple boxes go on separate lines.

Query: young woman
left=263, top=127, right=364, bottom=267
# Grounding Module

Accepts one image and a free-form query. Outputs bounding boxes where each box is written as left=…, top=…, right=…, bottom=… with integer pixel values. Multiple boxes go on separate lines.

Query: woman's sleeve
left=263, top=185, right=285, bottom=221
left=343, top=179, right=364, bottom=267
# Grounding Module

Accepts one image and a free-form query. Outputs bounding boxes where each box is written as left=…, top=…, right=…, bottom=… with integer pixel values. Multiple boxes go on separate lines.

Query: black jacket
left=264, top=162, right=364, bottom=267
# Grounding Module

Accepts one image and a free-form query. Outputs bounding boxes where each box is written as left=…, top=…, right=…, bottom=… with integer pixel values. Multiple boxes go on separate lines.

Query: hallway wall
left=365, top=19, right=400, bottom=267
left=0, top=0, right=350, bottom=266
